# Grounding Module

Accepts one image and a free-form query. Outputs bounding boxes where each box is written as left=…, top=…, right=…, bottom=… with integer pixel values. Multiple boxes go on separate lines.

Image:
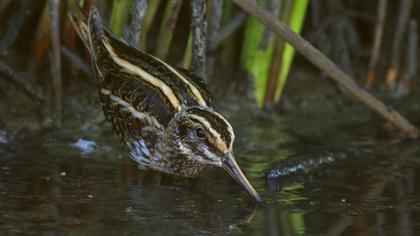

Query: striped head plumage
left=69, top=7, right=261, bottom=202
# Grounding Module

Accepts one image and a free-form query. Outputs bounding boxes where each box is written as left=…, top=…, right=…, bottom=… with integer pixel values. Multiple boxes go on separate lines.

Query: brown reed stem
left=385, top=0, right=412, bottom=89
left=396, top=19, right=417, bottom=97
left=0, top=61, right=44, bottom=107
left=365, top=0, right=387, bottom=89
left=49, top=0, right=62, bottom=127
left=128, top=0, right=147, bottom=49
left=191, top=0, right=207, bottom=79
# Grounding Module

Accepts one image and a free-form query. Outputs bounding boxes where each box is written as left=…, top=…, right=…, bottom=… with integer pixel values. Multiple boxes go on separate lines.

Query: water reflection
left=1, top=99, right=420, bottom=235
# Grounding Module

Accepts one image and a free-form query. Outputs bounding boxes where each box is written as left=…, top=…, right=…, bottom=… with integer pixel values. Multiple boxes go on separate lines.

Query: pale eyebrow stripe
left=103, top=39, right=181, bottom=111
left=189, top=114, right=228, bottom=152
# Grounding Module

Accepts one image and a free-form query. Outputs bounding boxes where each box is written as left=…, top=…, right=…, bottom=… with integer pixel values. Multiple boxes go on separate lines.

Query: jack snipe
left=70, top=7, right=261, bottom=202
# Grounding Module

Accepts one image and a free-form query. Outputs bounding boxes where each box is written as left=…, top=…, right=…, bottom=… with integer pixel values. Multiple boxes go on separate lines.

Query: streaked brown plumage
left=70, top=7, right=261, bottom=202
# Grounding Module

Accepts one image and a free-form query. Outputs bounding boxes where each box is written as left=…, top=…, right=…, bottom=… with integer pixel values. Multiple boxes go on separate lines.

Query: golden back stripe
left=103, top=39, right=182, bottom=111
left=101, top=88, right=162, bottom=129
left=148, top=54, right=207, bottom=107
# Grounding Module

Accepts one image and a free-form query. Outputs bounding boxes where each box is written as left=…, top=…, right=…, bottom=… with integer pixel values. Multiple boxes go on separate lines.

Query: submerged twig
left=60, top=46, right=92, bottom=77
left=128, top=0, right=148, bottom=49
left=385, top=0, right=412, bottom=89
left=191, top=0, right=207, bottom=79
left=155, top=0, right=183, bottom=59
left=0, top=61, right=44, bottom=106
left=49, top=0, right=62, bottom=127
left=233, top=0, right=420, bottom=138
left=365, top=0, right=387, bottom=89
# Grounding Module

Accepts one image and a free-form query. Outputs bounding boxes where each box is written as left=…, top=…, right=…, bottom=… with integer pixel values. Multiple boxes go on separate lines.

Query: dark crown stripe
left=187, top=107, right=234, bottom=150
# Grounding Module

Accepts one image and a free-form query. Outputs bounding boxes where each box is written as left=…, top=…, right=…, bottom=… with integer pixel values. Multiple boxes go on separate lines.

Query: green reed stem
left=155, top=0, right=183, bottom=59
left=241, top=0, right=277, bottom=107
left=275, top=0, right=308, bottom=100
left=182, top=32, right=192, bottom=69
left=140, top=0, right=161, bottom=50
left=110, top=0, right=132, bottom=36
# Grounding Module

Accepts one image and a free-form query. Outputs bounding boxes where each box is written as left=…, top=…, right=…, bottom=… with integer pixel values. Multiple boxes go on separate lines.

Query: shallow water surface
left=2, top=111, right=420, bottom=235
left=1, top=74, right=420, bottom=235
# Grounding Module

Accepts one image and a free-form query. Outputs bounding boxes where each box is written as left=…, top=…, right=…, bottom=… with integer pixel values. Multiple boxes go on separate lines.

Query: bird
left=69, top=7, right=262, bottom=202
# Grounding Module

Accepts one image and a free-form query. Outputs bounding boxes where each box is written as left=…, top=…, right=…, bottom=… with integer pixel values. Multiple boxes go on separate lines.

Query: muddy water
left=1, top=72, right=420, bottom=235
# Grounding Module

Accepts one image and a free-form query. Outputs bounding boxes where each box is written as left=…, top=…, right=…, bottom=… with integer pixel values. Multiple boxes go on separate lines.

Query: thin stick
left=396, top=19, right=417, bottom=97
left=213, top=11, right=246, bottom=47
left=128, top=0, right=148, bottom=49
left=0, top=61, right=44, bottom=106
left=385, top=0, right=412, bottom=89
left=0, top=0, right=30, bottom=53
left=60, top=46, right=92, bottom=76
left=49, top=0, right=62, bottom=127
left=208, top=0, right=223, bottom=51
left=232, top=0, right=419, bottom=138
left=191, top=0, right=207, bottom=79
left=406, top=20, right=417, bottom=78
left=207, top=0, right=223, bottom=74
left=365, top=0, right=387, bottom=89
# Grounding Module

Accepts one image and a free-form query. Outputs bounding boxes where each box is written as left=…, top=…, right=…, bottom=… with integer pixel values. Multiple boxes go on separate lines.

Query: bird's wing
left=70, top=7, right=167, bottom=166
left=174, top=67, right=214, bottom=107
left=98, top=81, right=164, bottom=166
left=70, top=7, right=212, bottom=119
left=69, top=7, right=215, bottom=165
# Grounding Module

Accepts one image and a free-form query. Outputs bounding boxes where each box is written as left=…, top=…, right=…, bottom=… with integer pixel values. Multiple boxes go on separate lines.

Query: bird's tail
left=68, top=6, right=90, bottom=52
left=69, top=6, right=106, bottom=61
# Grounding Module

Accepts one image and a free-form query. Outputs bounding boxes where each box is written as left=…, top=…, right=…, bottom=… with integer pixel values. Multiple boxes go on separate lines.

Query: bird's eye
left=195, top=127, right=206, bottom=139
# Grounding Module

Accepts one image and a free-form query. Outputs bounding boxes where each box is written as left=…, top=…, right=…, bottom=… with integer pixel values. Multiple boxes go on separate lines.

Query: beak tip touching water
left=222, top=153, right=263, bottom=203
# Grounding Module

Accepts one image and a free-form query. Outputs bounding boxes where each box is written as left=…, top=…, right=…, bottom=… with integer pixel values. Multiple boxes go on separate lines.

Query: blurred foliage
left=0, top=0, right=417, bottom=113
left=110, top=0, right=132, bottom=36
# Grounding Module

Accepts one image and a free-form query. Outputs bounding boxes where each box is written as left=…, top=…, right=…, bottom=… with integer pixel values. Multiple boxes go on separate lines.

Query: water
left=1, top=72, right=420, bottom=235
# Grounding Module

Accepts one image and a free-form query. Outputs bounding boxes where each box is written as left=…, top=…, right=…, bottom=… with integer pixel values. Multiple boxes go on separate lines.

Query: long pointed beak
left=222, top=153, right=262, bottom=202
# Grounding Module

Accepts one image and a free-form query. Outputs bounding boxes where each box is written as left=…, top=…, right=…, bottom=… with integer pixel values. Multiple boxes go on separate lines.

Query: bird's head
left=166, top=106, right=262, bottom=202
